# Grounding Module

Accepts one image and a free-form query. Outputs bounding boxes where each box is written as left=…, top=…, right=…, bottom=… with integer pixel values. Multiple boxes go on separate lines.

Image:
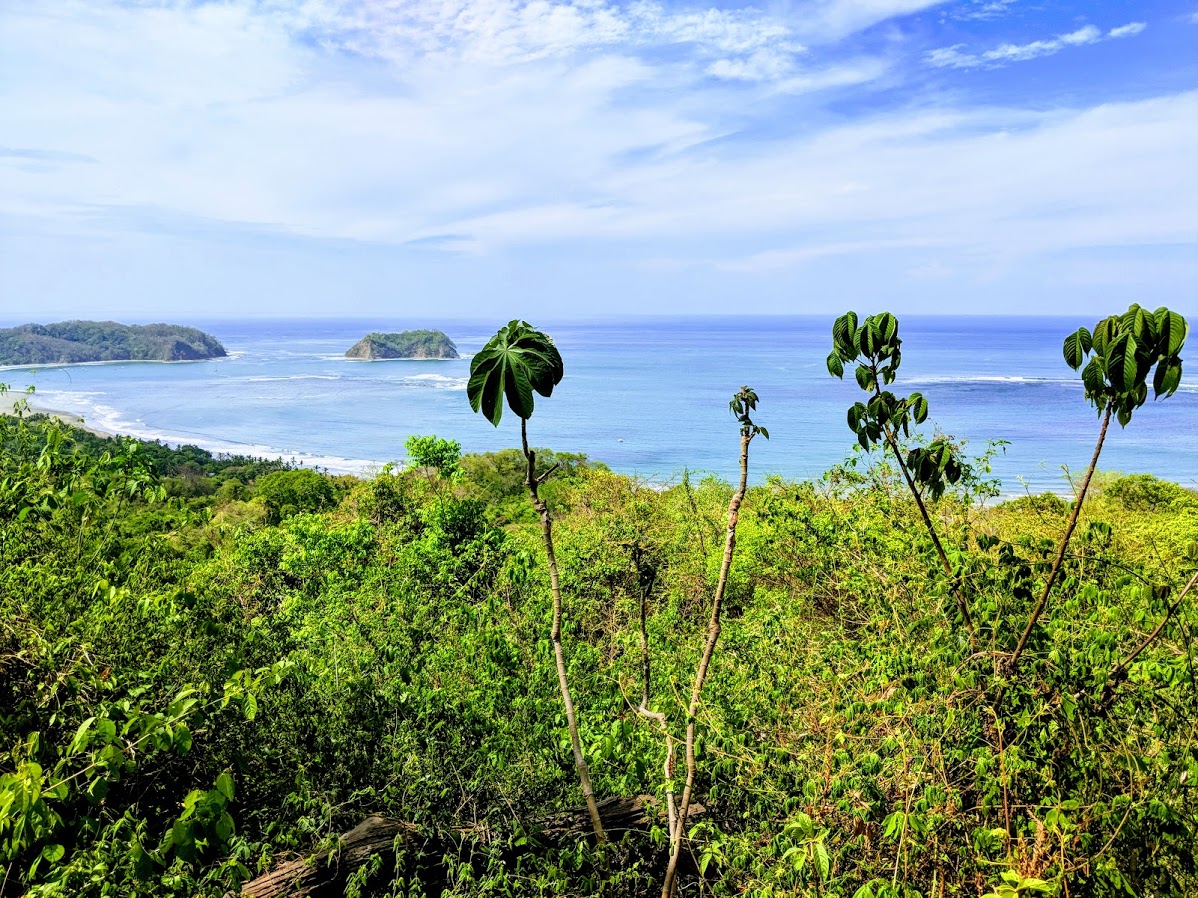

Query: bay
left=4, top=316, right=1196, bottom=494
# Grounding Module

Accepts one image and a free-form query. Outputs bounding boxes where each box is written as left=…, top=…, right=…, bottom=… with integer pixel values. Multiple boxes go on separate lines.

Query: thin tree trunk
left=1008, top=404, right=1112, bottom=672
left=632, top=555, right=677, bottom=840
left=660, top=429, right=752, bottom=898
left=872, top=382, right=975, bottom=645
left=522, top=419, right=607, bottom=847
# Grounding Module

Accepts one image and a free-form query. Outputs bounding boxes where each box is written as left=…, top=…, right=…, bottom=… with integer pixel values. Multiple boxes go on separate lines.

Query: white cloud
left=927, top=20, right=1146, bottom=69
left=1108, top=22, right=1147, bottom=39
left=0, top=0, right=1193, bottom=316
left=949, top=0, right=1019, bottom=22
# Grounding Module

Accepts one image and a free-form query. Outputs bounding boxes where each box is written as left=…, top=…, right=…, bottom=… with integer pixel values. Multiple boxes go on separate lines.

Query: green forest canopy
left=1, top=306, right=1194, bottom=897
left=1, top=406, right=1196, bottom=897
left=0, top=321, right=227, bottom=365
left=345, top=329, right=459, bottom=359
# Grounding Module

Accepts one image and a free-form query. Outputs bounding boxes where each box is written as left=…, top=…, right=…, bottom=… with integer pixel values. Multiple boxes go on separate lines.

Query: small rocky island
left=345, top=330, right=459, bottom=360
left=0, top=321, right=227, bottom=366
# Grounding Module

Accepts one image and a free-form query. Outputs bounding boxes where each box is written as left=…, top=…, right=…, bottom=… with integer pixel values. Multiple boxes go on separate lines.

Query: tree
left=827, top=311, right=976, bottom=644
left=660, top=386, right=767, bottom=898
left=254, top=469, right=334, bottom=524
left=465, top=320, right=607, bottom=847
left=403, top=434, right=461, bottom=480
left=1008, top=304, right=1188, bottom=673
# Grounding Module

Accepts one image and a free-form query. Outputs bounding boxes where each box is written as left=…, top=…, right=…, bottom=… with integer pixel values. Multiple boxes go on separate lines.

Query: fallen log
left=235, top=795, right=703, bottom=898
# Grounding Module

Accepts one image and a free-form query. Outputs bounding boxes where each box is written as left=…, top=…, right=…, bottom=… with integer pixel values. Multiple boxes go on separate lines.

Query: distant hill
left=0, top=321, right=227, bottom=366
left=346, top=330, right=459, bottom=360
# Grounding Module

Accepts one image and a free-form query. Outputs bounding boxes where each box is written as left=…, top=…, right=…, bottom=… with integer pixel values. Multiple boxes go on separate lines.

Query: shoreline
left=3, top=394, right=386, bottom=476
left=3, top=394, right=1068, bottom=500
left=2, top=395, right=113, bottom=438
left=0, top=356, right=234, bottom=373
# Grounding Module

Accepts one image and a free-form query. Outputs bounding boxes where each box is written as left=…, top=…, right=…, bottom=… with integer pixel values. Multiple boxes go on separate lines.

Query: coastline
left=0, top=356, right=234, bottom=372
left=2, top=395, right=113, bottom=438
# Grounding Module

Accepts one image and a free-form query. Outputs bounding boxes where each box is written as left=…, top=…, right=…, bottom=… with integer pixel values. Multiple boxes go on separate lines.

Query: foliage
left=404, top=434, right=462, bottom=479
left=345, top=330, right=459, bottom=360
left=828, top=310, right=962, bottom=500
left=2, top=303, right=1196, bottom=898
left=254, top=469, right=338, bottom=523
left=467, top=320, right=564, bottom=427
left=1063, top=303, right=1187, bottom=426
left=0, top=321, right=226, bottom=365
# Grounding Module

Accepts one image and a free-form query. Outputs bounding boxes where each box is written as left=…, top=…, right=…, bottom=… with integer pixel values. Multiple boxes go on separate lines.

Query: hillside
left=2, top=409, right=1196, bottom=898
left=345, top=329, right=459, bottom=359
left=0, top=320, right=227, bottom=365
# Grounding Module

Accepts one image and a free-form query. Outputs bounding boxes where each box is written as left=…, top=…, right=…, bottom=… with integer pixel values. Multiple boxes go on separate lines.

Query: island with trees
left=345, top=329, right=459, bottom=360
left=0, top=320, right=227, bottom=366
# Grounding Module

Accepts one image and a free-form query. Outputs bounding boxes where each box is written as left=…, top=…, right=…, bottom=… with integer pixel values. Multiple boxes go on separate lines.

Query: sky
left=1, top=0, right=1196, bottom=320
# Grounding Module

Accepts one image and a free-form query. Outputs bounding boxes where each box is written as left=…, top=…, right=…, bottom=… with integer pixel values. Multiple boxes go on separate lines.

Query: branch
left=1101, top=568, right=1198, bottom=704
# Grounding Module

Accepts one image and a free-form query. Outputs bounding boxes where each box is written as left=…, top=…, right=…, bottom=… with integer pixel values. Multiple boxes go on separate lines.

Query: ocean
left=3, top=316, right=1196, bottom=494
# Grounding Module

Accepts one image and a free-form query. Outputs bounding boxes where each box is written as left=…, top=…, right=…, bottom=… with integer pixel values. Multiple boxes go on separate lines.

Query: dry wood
left=234, top=796, right=701, bottom=898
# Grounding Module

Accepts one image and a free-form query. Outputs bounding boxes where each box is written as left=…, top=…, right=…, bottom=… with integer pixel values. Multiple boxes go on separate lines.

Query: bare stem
left=872, top=379, right=976, bottom=645
left=1103, top=568, right=1198, bottom=701
left=631, top=554, right=677, bottom=839
left=1008, top=404, right=1112, bottom=673
left=661, top=428, right=753, bottom=898
left=522, top=418, right=607, bottom=847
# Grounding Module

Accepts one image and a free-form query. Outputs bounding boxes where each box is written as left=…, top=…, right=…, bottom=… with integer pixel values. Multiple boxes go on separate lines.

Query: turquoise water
left=4, top=316, right=1196, bottom=493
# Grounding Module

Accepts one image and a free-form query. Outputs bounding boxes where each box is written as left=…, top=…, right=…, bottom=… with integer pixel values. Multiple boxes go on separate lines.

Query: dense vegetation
left=1, top=306, right=1194, bottom=898
left=0, top=322, right=227, bottom=366
left=346, top=330, right=459, bottom=360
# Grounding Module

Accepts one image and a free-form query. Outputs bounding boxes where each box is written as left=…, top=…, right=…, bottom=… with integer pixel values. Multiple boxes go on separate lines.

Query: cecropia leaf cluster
left=1064, top=304, right=1187, bottom=426
left=827, top=311, right=960, bottom=500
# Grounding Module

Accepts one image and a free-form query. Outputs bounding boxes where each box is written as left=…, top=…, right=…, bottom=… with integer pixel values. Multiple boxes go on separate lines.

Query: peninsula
left=0, top=321, right=227, bottom=366
left=345, top=329, right=459, bottom=360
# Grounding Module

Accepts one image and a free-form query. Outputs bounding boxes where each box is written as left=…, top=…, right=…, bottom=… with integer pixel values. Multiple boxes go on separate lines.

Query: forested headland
left=345, top=330, right=460, bottom=360
left=0, top=322, right=227, bottom=366
left=1, top=306, right=1195, bottom=898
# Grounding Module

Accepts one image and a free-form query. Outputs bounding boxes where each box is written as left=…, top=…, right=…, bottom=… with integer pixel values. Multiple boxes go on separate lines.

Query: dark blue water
left=4, top=316, right=1196, bottom=493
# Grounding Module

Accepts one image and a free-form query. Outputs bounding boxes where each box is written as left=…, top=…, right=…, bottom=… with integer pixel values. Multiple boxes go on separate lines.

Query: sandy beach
left=2, top=393, right=112, bottom=438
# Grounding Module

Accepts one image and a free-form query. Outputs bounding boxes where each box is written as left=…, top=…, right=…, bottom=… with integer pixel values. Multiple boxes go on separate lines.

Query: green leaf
left=847, top=402, right=863, bottom=430
left=215, top=771, right=234, bottom=801
left=909, top=392, right=929, bottom=424
left=1092, top=316, right=1117, bottom=358
left=826, top=350, right=844, bottom=379
left=1105, top=333, right=1139, bottom=393
left=41, top=844, right=65, bottom=864
left=832, top=312, right=858, bottom=356
left=1081, top=357, right=1105, bottom=399
left=1154, top=308, right=1188, bottom=356
left=1154, top=360, right=1182, bottom=398
left=466, top=321, right=563, bottom=426
left=1063, top=330, right=1087, bottom=369
left=215, top=811, right=235, bottom=843
left=876, top=312, right=898, bottom=344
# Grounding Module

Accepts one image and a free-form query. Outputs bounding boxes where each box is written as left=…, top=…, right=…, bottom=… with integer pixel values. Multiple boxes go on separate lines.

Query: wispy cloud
left=0, top=0, right=1193, bottom=317
left=927, top=21, right=1147, bottom=69
left=948, top=0, right=1020, bottom=22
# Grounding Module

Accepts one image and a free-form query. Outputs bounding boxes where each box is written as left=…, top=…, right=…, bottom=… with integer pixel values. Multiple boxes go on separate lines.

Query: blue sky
left=1, top=0, right=1195, bottom=319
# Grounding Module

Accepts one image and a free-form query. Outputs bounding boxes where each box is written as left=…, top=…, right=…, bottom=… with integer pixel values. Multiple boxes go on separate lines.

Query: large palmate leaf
left=467, top=320, right=564, bottom=426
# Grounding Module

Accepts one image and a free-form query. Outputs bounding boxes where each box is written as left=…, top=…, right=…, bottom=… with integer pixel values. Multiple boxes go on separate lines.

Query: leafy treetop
left=1063, top=303, right=1187, bottom=427
left=827, top=311, right=960, bottom=501
left=467, top=320, right=564, bottom=427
